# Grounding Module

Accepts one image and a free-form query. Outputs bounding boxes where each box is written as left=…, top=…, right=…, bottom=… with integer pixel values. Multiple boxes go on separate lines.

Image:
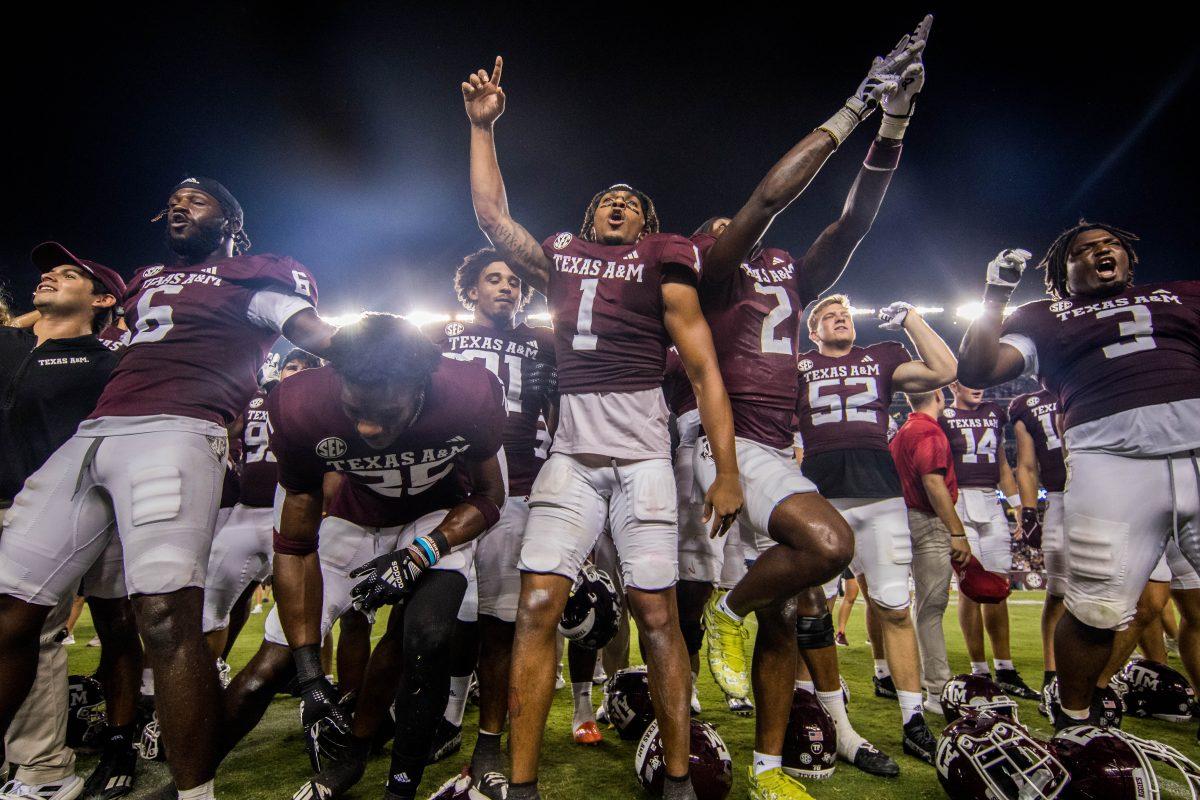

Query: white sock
left=140, top=668, right=155, bottom=697
left=572, top=682, right=594, bottom=728
left=874, top=660, right=891, bottom=680
left=897, top=690, right=924, bottom=725
left=444, top=675, right=471, bottom=727
left=716, top=593, right=744, bottom=623
left=690, top=672, right=700, bottom=706
left=796, top=680, right=816, bottom=694
left=1061, top=705, right=1090, bottom=721
left=994, top=658, right=1014, bottom=672
left=178, top=780, right=216, bottom=800
left=971, top=661, right=991, bottom=675
left=817, top=689, right=865, bottom=760
left=752, top=752, right=782, bottom=776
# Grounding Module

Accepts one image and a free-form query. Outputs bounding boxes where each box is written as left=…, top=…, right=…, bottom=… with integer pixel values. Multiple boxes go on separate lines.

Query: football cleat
left=473, top=772, right=510, bottom=800
left=1042, top=677, right=1124, bottom=731
left=83, top=727, right=138, bottom=799
left=994, top=668, right=1040, bottom=700
left=849, top=742, right=899, bottom=778
left=702, top=596, right=750, bottom=700
left=428, top=719, right=463, bottom=763
left=690, top=683, right=702, bottom=715
left=215, top=658, right=232, bottom=689
left=292, top=750, right=366, bottom=800
left=901, top=714, right=936, bottom=765
left=872, top=674, right=897, bottom=699
left=834, top=632, right=849, bottom=647
left=745, top=767, right=814, bottom=800
left=0, top=776, right=84, bottom=800
left=573, top=721, right=603, bottom=746
left=727, top=695, right=754, bottom=717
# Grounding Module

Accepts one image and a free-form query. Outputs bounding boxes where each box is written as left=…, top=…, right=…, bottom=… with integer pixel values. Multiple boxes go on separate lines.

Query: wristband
left=817, top=102, right=863, bottom=148
left=464, top=493, right=502, bottom=529
left=293, top=644, right=324, bottom=684
left=878, top=113, right=910, bottom=140
left=950, top=533, right=967, bottom=538
left=864, top=139, right=903, bottom=171
left=413, top=536, right=438, bottom=567
left=982, top=283, right=1016, bottom=308
left=1006, top=494, right=1021, bottom=508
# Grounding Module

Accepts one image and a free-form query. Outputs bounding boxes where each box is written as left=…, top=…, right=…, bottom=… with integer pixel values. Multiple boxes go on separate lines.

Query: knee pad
left=1064, top=589, right=1132, bottom=631
left=625, top=553, right=676, bottom=593
left=680, top=615, right=704, bottom=655
left=796, top=612, right=834, bottom=650
left=868, top=582, right=912, bottom=612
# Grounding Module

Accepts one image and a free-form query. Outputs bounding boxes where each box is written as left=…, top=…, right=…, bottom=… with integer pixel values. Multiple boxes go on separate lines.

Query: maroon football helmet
left=558, top=564, right=621, bottom=650
left=936, top=711, right=1070, bottom=800
left=1113, top=658, right=1197, bottom=723
left=782, top=688, right=837, bottom=780
left=602, top=665, right=656, bottom=741
left=941, top=673, right=1021, bottom=724
left=1050, top=725, right=1200, bottom=799
left=634, top=719, right=733, bottom=800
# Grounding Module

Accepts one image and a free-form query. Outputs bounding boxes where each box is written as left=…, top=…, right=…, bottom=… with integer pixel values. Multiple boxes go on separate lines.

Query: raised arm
left=879, top=302, right=958, bottom=392
left=707, top=16, right=931, bottom=288
left=957, top=249, right=1033, bottom=387
left=663, top=281, right=743, bottom=536
left=463, top=57, right=553, bottom=293
left=282, top=308, right=338, bottom=359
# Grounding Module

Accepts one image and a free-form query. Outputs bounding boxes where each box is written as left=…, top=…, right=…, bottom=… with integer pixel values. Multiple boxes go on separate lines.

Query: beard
left=165, top=215, right=226, bottom=262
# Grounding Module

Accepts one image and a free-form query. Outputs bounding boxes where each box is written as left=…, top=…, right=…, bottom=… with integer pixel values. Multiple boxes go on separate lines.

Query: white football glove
left=986, top=249, right=1032, bottom=289
left=878, top=301, right=915, bottom=331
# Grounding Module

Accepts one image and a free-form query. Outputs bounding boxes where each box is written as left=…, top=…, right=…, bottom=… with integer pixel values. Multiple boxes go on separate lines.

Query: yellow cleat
left=747, top=766, right=816, bottom=800
left=703, top=594, right=751, bottom=700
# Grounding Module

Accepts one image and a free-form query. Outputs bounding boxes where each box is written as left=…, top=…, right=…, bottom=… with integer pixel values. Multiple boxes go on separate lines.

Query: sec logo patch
left=1050, top=300, right=1073, bottom=312
left=553, top=233, right=573, bottom=250
left=943, top=409, right=956, bottom=418
left=797, top=359, right=813, bottom=372
left=250, top=397, right=264, bottom=409
left=316, top=437, right=348, bottom=459
left=143, top=265, right=163, bottom=278
left=1026, top=396, right=1039, bottom=407
left=444, top=322, right=465, bottom=337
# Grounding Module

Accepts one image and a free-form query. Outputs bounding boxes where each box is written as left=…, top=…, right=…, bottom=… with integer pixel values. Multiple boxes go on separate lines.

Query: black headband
left=170, top=176, right=244, bottom=228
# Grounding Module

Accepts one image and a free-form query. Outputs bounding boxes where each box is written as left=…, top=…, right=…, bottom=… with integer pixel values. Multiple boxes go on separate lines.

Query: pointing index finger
left=492, top=55, right=504, bottom=87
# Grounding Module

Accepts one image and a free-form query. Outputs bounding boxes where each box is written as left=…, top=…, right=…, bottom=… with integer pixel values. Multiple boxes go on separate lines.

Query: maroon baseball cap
left=31, top=242, right=126, bottom=300
left=953, top=555, right=1012, bottom=604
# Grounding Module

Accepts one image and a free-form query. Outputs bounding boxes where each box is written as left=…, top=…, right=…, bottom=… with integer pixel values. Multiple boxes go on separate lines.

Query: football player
left=431, top=250, right=557, bottom=774
left=1008, top=387, right=1067, bottom=694
left=463, top=57, right=743, bottom=800
left=938, top=382, right=1038, bottom=699
left=957, top=225, right=1200, bottom=728
left=219, top=314, right=507, bottom=800
left=0, top=177, right=336, bottom=800
left=797, top=294, right=957, bottom=764
left=692, top=17, right=930, bottom=795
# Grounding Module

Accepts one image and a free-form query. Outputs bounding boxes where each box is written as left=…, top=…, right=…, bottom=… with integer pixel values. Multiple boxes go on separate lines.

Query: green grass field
left=63, top=591, right=1199, bottom=799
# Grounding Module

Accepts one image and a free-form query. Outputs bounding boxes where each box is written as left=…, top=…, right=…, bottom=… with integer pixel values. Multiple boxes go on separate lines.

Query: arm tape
left=464, top=493, right=502, bottom=529
left=273, top=527, right=319, bottom=556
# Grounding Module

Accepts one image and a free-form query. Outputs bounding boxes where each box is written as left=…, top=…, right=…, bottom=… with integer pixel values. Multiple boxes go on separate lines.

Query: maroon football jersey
left=1001, top=281, right=1200, bottom=432
left=692, top=235, right=814, bottom=449
left=541, top=232, right=699, bottom=395
left=796, top=341, right=910, bottom=457
left=90, top=254, right=318, bottom=426
left=238, top=389, right=278, bottom=507
left=96, top=324, right=128, bottom=352
left=938, top=401, right=1008, bottom=489
left=431, top=320, right=555, bottom=497
left=1008, top=390, right=1066, bottom=493
left=267, top=360, right=505, bottom=528
left=662, top=348, right=697, bottom=416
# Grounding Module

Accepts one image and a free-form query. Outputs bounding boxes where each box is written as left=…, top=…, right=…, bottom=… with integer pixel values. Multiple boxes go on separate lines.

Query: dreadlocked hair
left=1038, top=220, right=1139, bottom=300
left=326, top=313, right=442, bottom=388
left=579, top=184, right=660, bottom=242
left=454, top=248, right=535, bottom=310
left=149, top=205, right=251, bottom=254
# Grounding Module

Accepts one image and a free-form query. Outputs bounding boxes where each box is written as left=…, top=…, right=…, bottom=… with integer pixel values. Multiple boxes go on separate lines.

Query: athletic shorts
left=1149, top=539, right=1200, bottom=590
left=519, top=453, right=677, bottom=592
left=475, top=496, right=529, bottom=623
left=676, top=440, right=725, bottom=584
left=0, top=417, right=227, bottom=603
left=694, top=436, right=818, bottom=544
left=716, top=526, right=747, bottom=591
left=202, top=501, right=275, bottom=632
left=264, top=511, right=476, bottom=645
left=1041, top=492, right=1067, bottom=596
left=834, top=496, right=913, bottom=611
left=1063, top=450, right=1200, bottom=630
left=955, top=487, right=1012, bottom=574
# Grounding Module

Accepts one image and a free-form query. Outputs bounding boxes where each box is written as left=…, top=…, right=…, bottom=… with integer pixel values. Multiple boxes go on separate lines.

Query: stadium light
left=527, top=312, right=552, bottom=322
left=956, top=302, right=984, bottom=321
left=322, top=311, right=366, bottom=327
left=848, top=306, right=876, bottom=317
left=404, top=310, right=452, bottom=327
left=914, top=306, right=944, bottom=315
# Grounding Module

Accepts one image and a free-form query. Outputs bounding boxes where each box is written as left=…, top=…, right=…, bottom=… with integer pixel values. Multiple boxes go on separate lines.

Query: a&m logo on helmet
left=444, top=322, right=465, bottom=337
left=553, top=233, right=573, bottom=250
left=143, top=266, right=163, bottom=278
left=943, top=409, right=956, bottom=418
left=316, top=437, right=348, bottom=459
left=797, top=359, right=814, bottom=372
left=1026, top=396, right=1039, bottom=407
left=1050, top=300, right=1073, bottom=312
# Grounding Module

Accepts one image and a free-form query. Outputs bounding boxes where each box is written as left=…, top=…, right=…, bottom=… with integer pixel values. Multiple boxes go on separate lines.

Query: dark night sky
left=4, top=5, right=1197, bottom=346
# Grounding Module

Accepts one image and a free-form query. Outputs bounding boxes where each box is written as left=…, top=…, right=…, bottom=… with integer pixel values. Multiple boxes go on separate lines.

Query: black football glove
left=525, top=359, right=558, bottom=401
left=349, top=545, right=428, bottom=613
left=294, top=645, right=348, bottom=732
left=1020, top=507, right=1043, bottom=550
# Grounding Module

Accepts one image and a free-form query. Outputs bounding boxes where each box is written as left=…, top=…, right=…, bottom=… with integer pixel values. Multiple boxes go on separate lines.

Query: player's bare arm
left=464, top=56, right=554, bottom=293
left=272, top=487, right=325, bottom=649
left=957, top=249, right=1033, bottom=387
left=281, top=308, right=338, bottom=359
left=1012, top=420, right=1041, bottom=508
left=663, top=281, right=742, bottom=536
left=997, top=444, right=1020, bottom=510
left=433, top=453, right=507, bottom=551
left=881, top=302, right=958, bottom=392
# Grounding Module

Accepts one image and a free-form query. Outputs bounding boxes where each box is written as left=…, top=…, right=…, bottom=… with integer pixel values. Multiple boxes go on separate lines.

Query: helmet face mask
left=936, top=712, right=1070, bottom=800
left=67, top=674, right=107, bottom=751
